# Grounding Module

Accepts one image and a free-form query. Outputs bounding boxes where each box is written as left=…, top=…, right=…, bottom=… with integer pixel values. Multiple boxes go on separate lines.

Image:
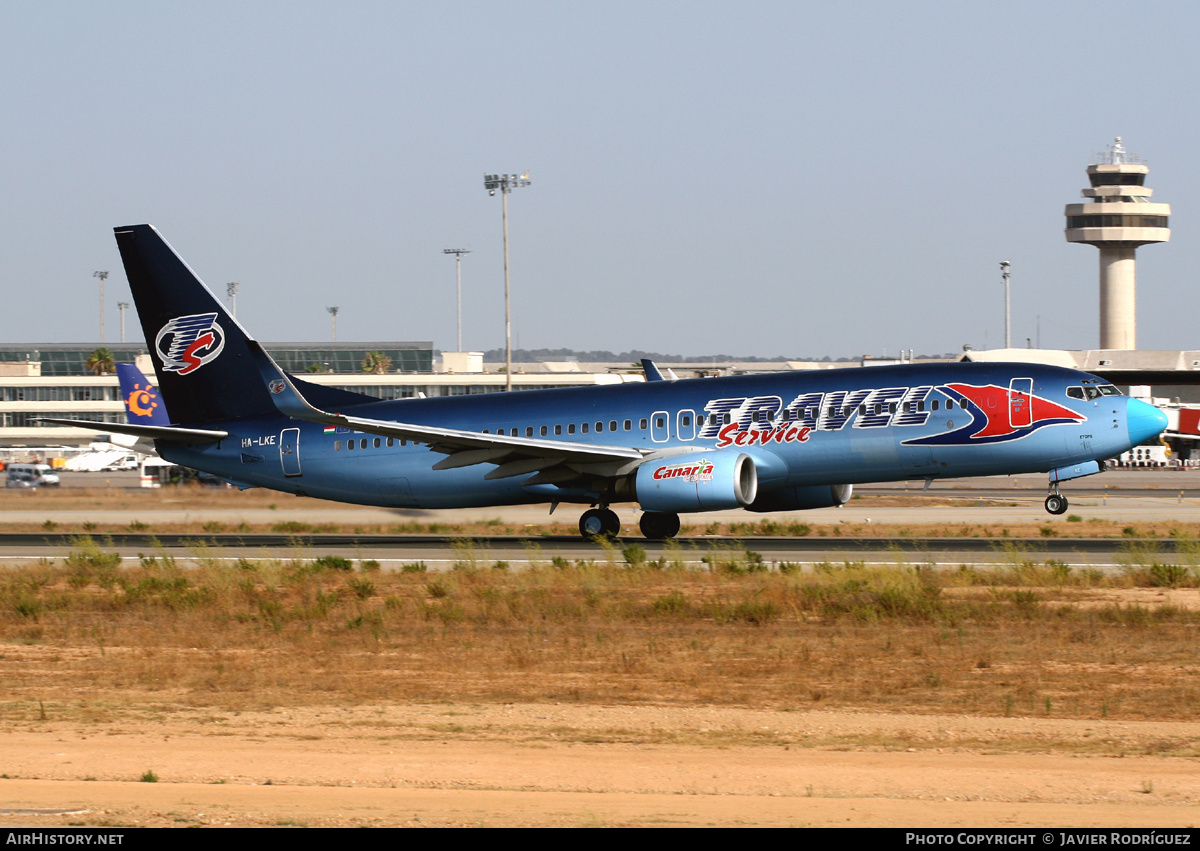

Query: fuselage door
left=1009, top=378, right=1033, bottom=429
left=280, top=428, right=302, bottom=477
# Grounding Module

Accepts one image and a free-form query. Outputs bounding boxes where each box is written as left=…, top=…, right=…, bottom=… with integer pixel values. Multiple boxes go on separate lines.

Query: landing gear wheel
left=579, top=507, right=621, bottom=540
left=1045, top=494, right=1068, bottom=515
left=639, top=511, right=681, bottom=540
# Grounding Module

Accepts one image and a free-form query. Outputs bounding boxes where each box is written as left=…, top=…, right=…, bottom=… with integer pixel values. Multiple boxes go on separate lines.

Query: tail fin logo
left=126, top=383, right=159, bottom=417
left=155, top=313, right=226, bottom=375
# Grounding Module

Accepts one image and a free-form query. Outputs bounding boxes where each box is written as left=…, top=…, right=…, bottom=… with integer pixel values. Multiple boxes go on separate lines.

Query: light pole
left=484, top=172, right=530, bottom=391
left=117, top=302, right=129, bottom=343
left=443, top=249, right=470, bottom=352
left=327, top=306, right=339, bottom=342
left=999, top=261, right=1011, bottom=349
left=93, top=270, right=108, bottom=342
left=226, top=282, right=239, bottom=318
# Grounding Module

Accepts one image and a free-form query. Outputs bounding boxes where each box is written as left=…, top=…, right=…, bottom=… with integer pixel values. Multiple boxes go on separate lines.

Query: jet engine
left=634, top=450, right=757, bottom=513
left=745, top=483, right=852, bottom=512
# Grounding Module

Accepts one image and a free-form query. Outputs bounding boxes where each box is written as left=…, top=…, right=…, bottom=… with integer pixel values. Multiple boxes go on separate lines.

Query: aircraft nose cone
left=1126, top=398, right=1169, bottom=447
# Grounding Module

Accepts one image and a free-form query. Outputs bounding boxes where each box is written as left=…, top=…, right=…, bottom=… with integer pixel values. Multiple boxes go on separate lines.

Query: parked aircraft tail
left=115, top=362, right=171, bottom=426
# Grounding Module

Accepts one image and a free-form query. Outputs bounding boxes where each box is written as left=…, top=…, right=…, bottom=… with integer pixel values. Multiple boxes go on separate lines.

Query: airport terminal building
left=0, top=342, right=646, bottom=448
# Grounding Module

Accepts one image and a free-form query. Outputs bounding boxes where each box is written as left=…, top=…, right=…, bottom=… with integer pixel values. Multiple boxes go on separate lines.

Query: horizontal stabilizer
left=34, top=418, right=228, bottom=443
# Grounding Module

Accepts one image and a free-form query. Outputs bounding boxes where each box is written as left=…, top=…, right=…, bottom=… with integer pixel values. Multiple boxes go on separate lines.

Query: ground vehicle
left=5, top=463, right=60, bottom=487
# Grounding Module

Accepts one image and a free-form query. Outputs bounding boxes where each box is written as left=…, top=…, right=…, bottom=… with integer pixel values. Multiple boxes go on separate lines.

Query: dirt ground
left=2, top=702, right=1199, bottom=827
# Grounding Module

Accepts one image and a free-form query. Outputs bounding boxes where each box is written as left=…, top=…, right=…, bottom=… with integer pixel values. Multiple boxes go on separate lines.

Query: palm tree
left=85, top=347, right=115, bottom=376
left=360, top=351, right=392, bottom=374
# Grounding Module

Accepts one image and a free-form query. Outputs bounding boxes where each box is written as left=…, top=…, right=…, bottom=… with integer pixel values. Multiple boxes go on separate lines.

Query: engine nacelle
left=635, top=451, right=757, bottom=513
left=745, top=483, right=852, bottom=513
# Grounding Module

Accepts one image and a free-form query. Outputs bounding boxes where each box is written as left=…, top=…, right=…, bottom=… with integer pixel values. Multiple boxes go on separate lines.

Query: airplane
left=41, top=224, right=1169, bottom=540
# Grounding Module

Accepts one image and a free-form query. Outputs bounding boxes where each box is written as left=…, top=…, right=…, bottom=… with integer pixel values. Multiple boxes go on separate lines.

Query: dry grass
left=2, top=540, right=1200, bottom=725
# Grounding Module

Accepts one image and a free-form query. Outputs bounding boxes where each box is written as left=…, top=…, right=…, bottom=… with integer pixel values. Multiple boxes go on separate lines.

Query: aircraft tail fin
left=115, top=225, right=376, bottom=425
left=115, top=362, right=171, bottom=426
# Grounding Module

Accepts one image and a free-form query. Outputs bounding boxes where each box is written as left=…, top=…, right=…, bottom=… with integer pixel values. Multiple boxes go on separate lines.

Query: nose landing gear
left=1045, top=485, right=1068, bottom=515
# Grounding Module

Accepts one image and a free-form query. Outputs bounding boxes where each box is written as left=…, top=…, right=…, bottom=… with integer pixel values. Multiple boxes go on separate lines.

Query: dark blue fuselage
left=160, top=361, right=1159, bottom=511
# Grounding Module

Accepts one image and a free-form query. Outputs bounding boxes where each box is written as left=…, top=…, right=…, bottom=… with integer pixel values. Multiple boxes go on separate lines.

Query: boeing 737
left=43, top=225, right=1169, bottom=539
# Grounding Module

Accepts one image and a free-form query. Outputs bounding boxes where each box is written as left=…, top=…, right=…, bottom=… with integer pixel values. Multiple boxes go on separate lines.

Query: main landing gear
left=638, top=511, right=681, bottom=541
left=577, top=507, right=683, bottom=540
left=579, top=507, right=621, bottom=539
left=1045, top=485, right=1069, bottom=516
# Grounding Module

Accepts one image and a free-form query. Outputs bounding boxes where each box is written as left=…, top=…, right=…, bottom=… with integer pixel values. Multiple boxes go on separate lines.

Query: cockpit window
left=1068, top=384, right=1121, bottom=401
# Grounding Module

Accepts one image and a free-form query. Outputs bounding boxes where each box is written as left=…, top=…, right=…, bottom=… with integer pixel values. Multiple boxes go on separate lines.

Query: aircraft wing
left=34, top=418, right=228, bottom=443
left=246, top=342, right=649, bottom=479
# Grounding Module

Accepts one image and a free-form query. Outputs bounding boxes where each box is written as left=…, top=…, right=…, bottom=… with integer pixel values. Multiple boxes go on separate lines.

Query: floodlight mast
left=326, top=306, right=339, bottom=342
left=443, top=249, right=471, bottom=352
left=484, top=172, right=531, bottom=391
left=1000, top=261, right=1011, bottom=349
left=117, top=302, right=129, bottom=343
left=93, top=270, right=109, bottom=342
left=226, top=282, right=240, bottom=318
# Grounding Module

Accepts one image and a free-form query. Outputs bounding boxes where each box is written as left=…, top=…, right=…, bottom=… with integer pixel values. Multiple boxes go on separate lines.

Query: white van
left=6, top=463, right=60, bottom=487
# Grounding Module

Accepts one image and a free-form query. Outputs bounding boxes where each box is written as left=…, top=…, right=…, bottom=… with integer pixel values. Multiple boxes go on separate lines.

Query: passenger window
left=609, top=420, right=617, bottom=431
left=510, top=428, right=518, bottom=436
left=655, top=417, right=664, bottom=428
left=334, top=440, right=342, bottom=451
left=554, top=425, right=562, bottom=435
left=582, top=422, right=589, bottom=434
left=888, top=403, right=897, bottom=414
left=387, top=437, right=394, bottom=446
left=347, top=440, right=355, bottom=451
left=540, top=426, right=548, bottom=436
left=681, top=415, right=691, bottom=427
left=526, top=427, right=533, bottom=437
left=931, top=400, right=939, bottom=412
left=568, top=423, right=576, bottom=435
left=596, top=421, right=604, bottom=432
left=373, top=437, right=381, bottom=448
left=624, top=419, right=632, bottom=431
left=640, top=419, right=647, bottom=429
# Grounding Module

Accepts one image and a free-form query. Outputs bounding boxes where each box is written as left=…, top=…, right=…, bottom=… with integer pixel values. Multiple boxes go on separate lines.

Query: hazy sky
left=2, top=1, right=1197, bottom=358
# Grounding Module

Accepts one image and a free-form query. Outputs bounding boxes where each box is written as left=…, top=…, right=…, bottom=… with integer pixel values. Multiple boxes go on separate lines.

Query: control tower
left=1064, top=138, right=1170, bottom=350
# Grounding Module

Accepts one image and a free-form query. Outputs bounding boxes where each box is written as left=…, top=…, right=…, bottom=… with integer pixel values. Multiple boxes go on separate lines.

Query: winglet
left=641, top=359, right=665, bottom=381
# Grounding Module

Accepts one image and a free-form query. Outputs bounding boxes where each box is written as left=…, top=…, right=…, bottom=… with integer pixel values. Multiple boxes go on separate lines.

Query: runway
left=4, top=468, right=1198, bottom=570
